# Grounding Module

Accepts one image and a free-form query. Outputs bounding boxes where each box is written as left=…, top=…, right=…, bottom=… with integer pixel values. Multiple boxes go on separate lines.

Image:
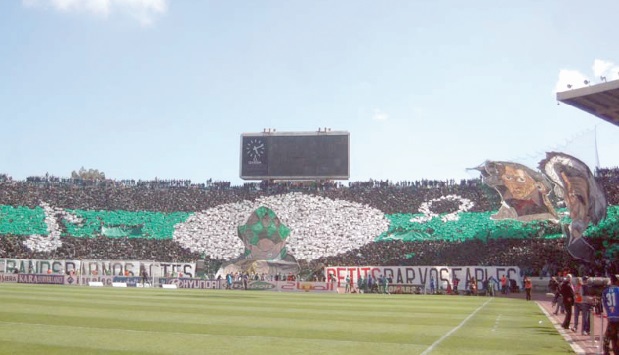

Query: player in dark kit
left=140, top=266, right=149, bottom=286
left=603, top=274, right=619, bottom=355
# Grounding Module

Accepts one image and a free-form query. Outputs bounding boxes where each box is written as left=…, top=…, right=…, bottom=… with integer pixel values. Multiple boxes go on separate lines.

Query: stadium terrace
left=0, top=168, right=617, bottom=282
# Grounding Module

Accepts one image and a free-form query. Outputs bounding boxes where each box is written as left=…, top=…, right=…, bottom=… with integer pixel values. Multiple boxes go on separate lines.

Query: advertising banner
left=17, top=274, right=65, bottom=285
left=229, top=280, right=336, bottom=293
left=275, top=280, right=336, bottom=293
left=112, top=276, right=143, bottom=287
left=159, top=278, right=221, bottom=289
left=0, top=273, right=19, bottom=283
left=230, top=280, right=276, bottom=291
left=75, top=275, right=115, bottom=286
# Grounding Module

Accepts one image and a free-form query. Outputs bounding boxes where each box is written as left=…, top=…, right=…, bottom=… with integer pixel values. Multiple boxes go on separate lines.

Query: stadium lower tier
left=0, top=190, right=617, bottom=277
left=0, top=233, right=613, bottom=278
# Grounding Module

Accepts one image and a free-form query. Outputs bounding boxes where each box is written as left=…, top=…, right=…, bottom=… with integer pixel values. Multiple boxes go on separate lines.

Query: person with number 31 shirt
left=602, top=274, right=619, bottom=355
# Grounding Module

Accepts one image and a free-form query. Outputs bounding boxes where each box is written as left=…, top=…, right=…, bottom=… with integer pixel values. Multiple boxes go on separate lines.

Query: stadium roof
left=556, top=79, right=619, bottom=127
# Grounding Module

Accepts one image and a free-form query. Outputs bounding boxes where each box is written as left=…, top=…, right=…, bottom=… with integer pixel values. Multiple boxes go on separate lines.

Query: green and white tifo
left=1, top=193, right=618, bottom=260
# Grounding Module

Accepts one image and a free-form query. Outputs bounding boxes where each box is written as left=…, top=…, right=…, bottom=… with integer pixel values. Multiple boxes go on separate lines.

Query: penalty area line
left=420, top=298, right=493, bottom=355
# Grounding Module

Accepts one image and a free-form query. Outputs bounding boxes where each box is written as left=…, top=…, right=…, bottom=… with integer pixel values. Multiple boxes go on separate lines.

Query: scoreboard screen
left=240, top=131, right=349, bottom=180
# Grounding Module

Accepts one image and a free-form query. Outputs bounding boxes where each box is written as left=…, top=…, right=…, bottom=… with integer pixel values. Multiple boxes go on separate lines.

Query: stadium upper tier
left=0, top=169, right=617, bottom=274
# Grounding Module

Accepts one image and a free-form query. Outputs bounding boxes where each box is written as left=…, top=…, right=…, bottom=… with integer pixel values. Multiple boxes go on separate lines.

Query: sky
left=1, top=0, right=618, bottom=186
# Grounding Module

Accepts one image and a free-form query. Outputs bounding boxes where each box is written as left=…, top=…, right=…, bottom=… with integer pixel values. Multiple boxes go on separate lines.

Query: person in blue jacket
left=602, top=274, right=619, bottom=355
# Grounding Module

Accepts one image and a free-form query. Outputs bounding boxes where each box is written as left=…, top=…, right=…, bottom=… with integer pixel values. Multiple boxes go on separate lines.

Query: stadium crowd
left=0, top=167, right=618, bottom=278
left=0, top=175, right=500, bottom=214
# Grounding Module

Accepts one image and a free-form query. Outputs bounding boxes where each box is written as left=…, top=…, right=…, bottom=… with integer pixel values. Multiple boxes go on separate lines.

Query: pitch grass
left=0, top=284, right=571, bottom=355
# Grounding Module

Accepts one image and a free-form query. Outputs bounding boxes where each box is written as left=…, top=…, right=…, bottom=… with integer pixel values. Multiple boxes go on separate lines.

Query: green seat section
left=375, top=207, right=619, bottom=242
left=64, top=209, right=191, bottom=239
left=0, top=205, right=48, bottom=235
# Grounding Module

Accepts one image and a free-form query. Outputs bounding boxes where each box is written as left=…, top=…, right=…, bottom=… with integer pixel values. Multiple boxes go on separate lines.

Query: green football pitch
left=0, top=284, right=571, bottom=354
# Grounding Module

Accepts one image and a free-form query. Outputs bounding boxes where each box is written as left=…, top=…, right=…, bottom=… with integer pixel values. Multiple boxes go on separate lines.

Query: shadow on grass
left=153, top=293, right=259, bottom=299
left=522, top=327, right=561, bottom=335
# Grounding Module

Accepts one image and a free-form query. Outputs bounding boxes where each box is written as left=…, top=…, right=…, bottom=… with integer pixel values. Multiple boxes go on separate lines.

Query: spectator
left=0, top=168, right=616, bottom=279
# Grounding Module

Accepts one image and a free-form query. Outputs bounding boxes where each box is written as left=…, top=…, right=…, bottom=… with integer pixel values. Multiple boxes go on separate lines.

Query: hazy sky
left=1, top=1, right=618, bottom=185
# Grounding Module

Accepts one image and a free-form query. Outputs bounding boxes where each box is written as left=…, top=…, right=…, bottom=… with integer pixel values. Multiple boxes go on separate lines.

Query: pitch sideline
left=420, top=298, right=493, bottom=355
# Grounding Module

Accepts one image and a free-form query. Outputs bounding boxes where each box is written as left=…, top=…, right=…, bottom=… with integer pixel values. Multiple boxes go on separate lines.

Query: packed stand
left=0, top=167, right=617, bottom=277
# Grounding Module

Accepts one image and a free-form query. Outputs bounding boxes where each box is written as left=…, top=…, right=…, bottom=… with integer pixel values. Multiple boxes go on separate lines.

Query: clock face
left=245, top=138, right=265, bottom=161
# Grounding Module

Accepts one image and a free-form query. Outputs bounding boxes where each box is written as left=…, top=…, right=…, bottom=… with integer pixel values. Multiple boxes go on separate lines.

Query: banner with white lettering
left=324, top=266, right=522, bottom=290
left=0, top=259, right=196, bottom=279
left=80, top=260, right=196, bottom=278
left=80, top=260, right=139, bottom=276
left=159, top=278, right=222, bottom=289
left=2, top=259, right=79, bottom=275
left=76, top=275, right=115, bottom=286
left=112, top=276, right=143, bottom=287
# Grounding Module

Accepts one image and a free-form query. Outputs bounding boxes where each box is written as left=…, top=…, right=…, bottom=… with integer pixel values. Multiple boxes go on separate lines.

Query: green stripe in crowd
left=0, top=204, right=617, bottom=242
left=64, top=209, right=192, bottom=239
left=0, top=205, right=191, bottom=239
left=377, top=206, right=619, bottom=242
left=0, top=205, right=48, bottom=235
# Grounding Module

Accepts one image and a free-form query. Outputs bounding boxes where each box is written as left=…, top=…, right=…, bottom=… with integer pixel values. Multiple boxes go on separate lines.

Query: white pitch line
left=536, top=301, right=586, bottom=355
left=420, top=298, right=493, bottom=355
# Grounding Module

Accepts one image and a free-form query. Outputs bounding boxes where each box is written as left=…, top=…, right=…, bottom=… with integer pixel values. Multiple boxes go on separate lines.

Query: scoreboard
left=240, top=131, right=349, bottom=180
